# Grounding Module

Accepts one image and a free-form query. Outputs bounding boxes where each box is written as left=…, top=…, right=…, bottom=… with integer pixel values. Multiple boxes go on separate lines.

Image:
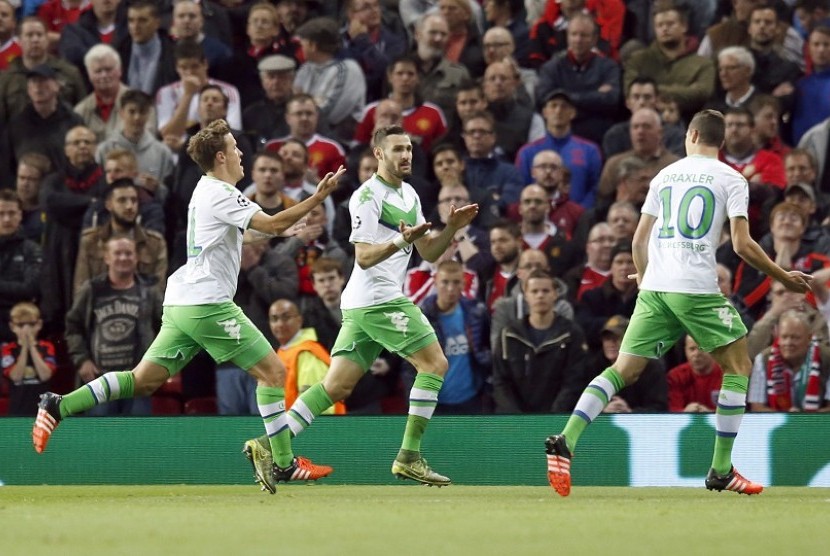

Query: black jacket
left=0, top=232, right=43, bottom=342
left=492, top=315, right=587, bottom=413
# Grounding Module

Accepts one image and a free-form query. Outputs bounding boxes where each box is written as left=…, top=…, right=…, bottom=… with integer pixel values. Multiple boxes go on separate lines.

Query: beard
left=111, top=213, right=136, bottom=229
left=660, top=39, right=681, bottom=50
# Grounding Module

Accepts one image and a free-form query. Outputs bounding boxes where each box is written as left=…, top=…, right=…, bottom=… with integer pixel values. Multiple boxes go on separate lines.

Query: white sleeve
left=726, top=173, right=750, bottom=220
left=212, top=188, right=263, bottom=229
left=349, top=186, right=381, bottom=244
left=641, top=176, right=661, bottom=217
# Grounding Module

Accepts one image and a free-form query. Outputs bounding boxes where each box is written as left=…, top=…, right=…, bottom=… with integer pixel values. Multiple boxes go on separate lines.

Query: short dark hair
left=311, top=257, right=343, bottom=277
left=252, top=150, right=283, bottom=168
left=436, top=259, right=464, bottom=274
left=295, top=17, right=340, bottom=54
left=388, top=54, right=419, bottom=74
left=18, top=151, right=52, bottom=176
left=689, top=109, right=725, bottom=147
left=610, top=240, right=633, bottom=262
left=279, top=138, right=309, bottom=162
left=725, top=106, right=754, bottom=127
left=748, top=93, right=780, bottom=116
left=200, top=83, right=229, bottom=108
left=106, top=178, right=139, bottom=199
left=464, top=111, right=495, bottom=130
left=431, top=142, right=462, bottom=159
left=174, top=39, right=206, bottom=62
left=627, top=76, right=659, bottom=97
left=526, top=268, right=556, bottom=285
left=0, top=189, right=22, bottom=209
left=372, top=125, right=408, bottom=148
left=120, top=89, right=153, bottom=112
left=786, top=148, right=818, bottom=171
left=127, top=0, right=159, bottom=17
left=187, top=118, right=231, bottom=173
left=489, top=219, right=521, bottom=238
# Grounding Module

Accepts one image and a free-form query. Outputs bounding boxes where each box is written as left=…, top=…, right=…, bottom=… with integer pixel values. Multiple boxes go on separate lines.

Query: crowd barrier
left=2, top=414, right=828, bottom=486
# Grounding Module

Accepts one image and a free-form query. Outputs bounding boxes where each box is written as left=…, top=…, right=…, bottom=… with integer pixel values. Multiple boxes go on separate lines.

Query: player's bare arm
left=248, top=166, right=345, bottom=237
left=729, top=216, right=813, bottom=293
left=628, top=214, right=656, bottom=284
left=414, top=203, right=479, bottom=262
left=354, top=220, right=432, bottom=269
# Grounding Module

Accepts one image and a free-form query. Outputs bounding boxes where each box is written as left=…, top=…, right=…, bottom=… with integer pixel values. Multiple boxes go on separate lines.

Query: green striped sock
left=711, top=374, right=748, bottom=475
left=60, top=371, right=136, bottom=417
left=256, top=386, right=293, bottom=469
left=399, top=372, right=443, bottom=456
left=561, top=368, right=624, bottom=453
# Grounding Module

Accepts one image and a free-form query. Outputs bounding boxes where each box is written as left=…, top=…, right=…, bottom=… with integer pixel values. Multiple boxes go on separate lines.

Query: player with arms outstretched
left=33, top=119, right=344, bottom=492
left=243, top=125, right=479, bottom=491
left=545, top=110, right=812, bottom=496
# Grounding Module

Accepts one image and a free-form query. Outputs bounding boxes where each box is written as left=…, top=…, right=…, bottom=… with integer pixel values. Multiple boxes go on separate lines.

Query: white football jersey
left=640, top=155, right=748, bottom=294
left=165, top=175, right=262, bottom=305
left=341, top=174, right=426, bottom=309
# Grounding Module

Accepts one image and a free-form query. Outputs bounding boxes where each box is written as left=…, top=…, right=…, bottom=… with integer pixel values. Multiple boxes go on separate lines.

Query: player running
left=545, top=110, right=812, bottom=496
left=243, top=125, right=479, bottom=491
left=32, top=119, right=343, bottom=493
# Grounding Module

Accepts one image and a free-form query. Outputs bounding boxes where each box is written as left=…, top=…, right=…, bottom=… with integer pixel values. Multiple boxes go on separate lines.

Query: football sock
left=398, top=372, right=443, bottom=460
left=561, top=368, right=625, bottom=453
left=287, top=383, right=335, bottom=437
left=711, top=374, right=749, bottom=475
left=60, top=371, right=135, bottom=418
left=256, top=385, right=293, bottom=469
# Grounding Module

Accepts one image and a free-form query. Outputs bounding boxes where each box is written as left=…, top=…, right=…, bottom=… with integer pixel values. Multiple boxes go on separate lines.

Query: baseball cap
left=26, top=64, right=57, bottom=80
left=784, top=182, right=816, bottom=203
left=258, top=54, right=297, bottom=73
left=601, top=315, right=630, bottom=337
left=540, top=88, right=575, bottom=108
left=610, top=240, right=633, bottom=262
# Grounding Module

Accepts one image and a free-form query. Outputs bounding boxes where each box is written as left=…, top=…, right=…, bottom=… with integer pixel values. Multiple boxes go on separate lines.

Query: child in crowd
left=1, top=302, right=56, bottom=416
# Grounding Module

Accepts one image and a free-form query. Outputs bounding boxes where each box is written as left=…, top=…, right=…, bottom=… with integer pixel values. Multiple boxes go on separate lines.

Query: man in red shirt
left=667, top=335, right=725, bottom=413
left=0, top=0, right=21, bottom=71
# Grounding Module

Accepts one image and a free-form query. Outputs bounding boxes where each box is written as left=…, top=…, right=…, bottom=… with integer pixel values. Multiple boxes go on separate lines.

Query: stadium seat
left=184, top=397, right=217, bottom=415
left=151, top=396, right=183, bottom=415
left=0, top=397, right=8, bottom=416
left=156, top=374, right=183, bottom=397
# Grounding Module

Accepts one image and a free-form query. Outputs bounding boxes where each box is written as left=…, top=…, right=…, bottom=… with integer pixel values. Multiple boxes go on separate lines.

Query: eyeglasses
left=533, top=163, right=561, bottom=171
left=269, top=313, right=299, bottom=323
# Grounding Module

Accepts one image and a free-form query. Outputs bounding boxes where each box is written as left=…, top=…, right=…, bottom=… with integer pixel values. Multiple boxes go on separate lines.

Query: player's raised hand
left=446, top=203, right=479, bottom=230
left=400, top=220, right=432, bottom=244
left=315, top=166, right=346, bottom=198
left=781, top=270, right=813, bottom=293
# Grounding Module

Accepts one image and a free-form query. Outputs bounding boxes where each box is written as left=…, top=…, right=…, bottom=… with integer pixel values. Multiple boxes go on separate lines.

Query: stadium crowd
left=3, top=0, right=830, bottom=416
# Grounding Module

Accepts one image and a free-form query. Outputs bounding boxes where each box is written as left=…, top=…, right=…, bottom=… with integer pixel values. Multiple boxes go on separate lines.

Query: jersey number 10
left=657, top=186, right=716, bottom=240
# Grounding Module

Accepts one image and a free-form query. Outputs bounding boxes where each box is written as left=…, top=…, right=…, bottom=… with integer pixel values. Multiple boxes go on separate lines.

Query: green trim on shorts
left=331, top=297, right=438, bottom=371
left=143, top=302, right=274, bottom=375
left=620, top=290, right=748, bottom=358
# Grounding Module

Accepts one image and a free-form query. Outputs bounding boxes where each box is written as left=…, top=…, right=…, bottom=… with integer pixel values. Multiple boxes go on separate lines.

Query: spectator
left=116, top=0, right=178, bottom=96
left=563, top=221, right=613, bottom=302
left=404, top=259, right=491, bottom=413
left=780, top=182, right=830, bottom=252
left=0, top=190, right=43, bottom=343
left=405, top=237, right=480, bottom=304
left=576, top=315, right=667, bottom=413
left=270, top=298, right=345, bottom=413
left=439, top=0, right=485, bottom=77
left=64, top=236, right=162, bottom=415
left=73, top=179, right=168, bottom=297
left=39, top=125, right=107, bottom=330
left=168, top=0, right=232, bottom=70
left=294, top=17, right=367, bottom=142
left=606, top=200, right=639, bottom=243
left=481, top=26, right=537, bottom=99
left=796, top=126, right=830, bottom=193
left=576, top=240, right=637, bottom=346
left=4, top=64, right=85, bottom=175
left=482, top=0, right=529, bottom=65
left=749, top=94, right=790, bottom=160
left=15, top=152, right=51, bottom=243
left=299, top=256, right=345, bottom=350
left=100, top=148, right=167, bottom=234
left=244, top=151, right=298, bottom=216
left=264, top=94, right=347, bottom=181
left=96, top=89, right=175, bottom=188
left=413, top=12, right=471, bottom=120
left=535, top=12, right=621, bottom=145
left=515, top=89, right=603, bottom=209
left=749, top=309, right=830, bottom=412
left=482, top=219, right=521, bottom=311
left=242, top=55, right=295, bottom=147
left=273, top=138, right=336, bottom=231
left=216, top=240, right=299, bottom=415
left=0, top=301, right=55, bottom=415
left=792, top=25, right=830, bottom=144
left=667, top=334, right=724, bottom=413
left=36, top=0, right=89, bottom=51
left=58, top=0, right=126, bottom=78
left=517, top=184, right=581, bottom=276
left=599, top=108, right=679, bottom=201
left=483, top=58, right=545, bottom=161
left=155, top=39, right=241, bottom=142
left=490, top=247, right=574, bottom=348
left=602, top=77, right=686, bottom=159
left=431, top=162, right=497, bottom=232
left=707, top=46, right=760, bottom=114
left=521, top=149, right=584, bottom=239
left=747, top=4, right=802, bottom=110
left=75, top=44, right=159, bottom=144
left=341, top=0, right=408, bottom=102
left=0, top=16, right=86, bottom=123
left=353, top=55, right=448, bottom=154
left=0, top=0, right=20, bottom=71
left=623, top=3, right=715, bottom=119
left=492, top=269, right=587, bottom=413
left=462, top=111, right=524, bottom=212
left=720, top=106, right=786, bottom=192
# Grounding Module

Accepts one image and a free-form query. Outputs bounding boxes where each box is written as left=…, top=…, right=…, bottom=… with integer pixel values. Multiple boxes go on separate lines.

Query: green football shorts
left=620, top=290, right=748, bottom=358
left=143, top=302, right=273, bottom=375
left=331, top=297, right=438, bottom=370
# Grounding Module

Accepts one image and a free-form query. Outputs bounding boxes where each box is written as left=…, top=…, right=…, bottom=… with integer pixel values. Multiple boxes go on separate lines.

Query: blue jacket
left=792, top=68, right=830, bottom=144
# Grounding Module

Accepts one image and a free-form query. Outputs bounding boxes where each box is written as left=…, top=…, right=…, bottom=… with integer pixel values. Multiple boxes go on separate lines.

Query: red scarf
left=766, top=336, right=823, bottom=411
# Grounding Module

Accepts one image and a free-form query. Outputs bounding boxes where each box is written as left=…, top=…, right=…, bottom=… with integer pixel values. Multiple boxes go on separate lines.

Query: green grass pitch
left=2, top=485, right=828, bottom=555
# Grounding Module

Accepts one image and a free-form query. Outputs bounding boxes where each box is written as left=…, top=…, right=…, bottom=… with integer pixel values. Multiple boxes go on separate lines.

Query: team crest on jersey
left=218, top=319, right=241, bottom=343
left=713, top=307, right=734, bottom=330
left=358, top=187, right=374, bottom=204
left=384, top=311, right=410, bottom=336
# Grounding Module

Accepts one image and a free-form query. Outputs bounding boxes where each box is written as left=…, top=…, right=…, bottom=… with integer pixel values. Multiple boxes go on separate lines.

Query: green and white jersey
left=640, top=155, right=748, bottom=294
left=341, top=173, right=426, bottom=309
left=164, top=175, right=262, bottom=305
